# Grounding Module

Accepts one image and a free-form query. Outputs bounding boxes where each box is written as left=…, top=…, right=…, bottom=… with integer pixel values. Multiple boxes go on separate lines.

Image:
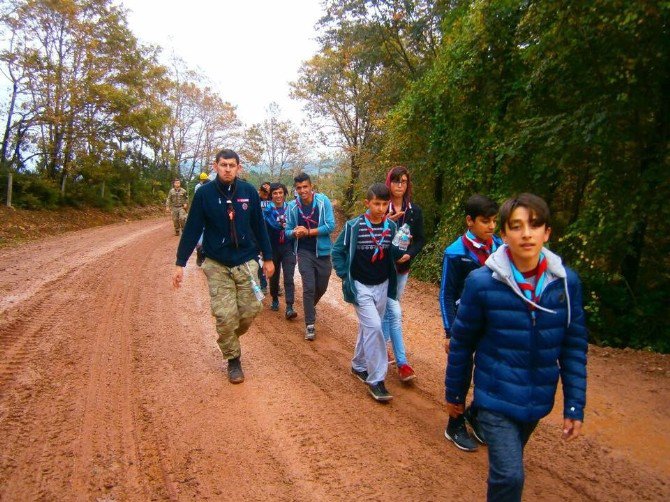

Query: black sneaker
left=196, top=247, right=205, bottom=267
left=305, top=324, right=315, bottom=341
left=270, top=299, right=279, bottom=311
left=285, top=306, right=297, bottom=320
left=368, top=381, right=393, bottom=402
left=227, top=357, right=244, bottom=384
left=445, top=415, right=478, bottom=451
left=463, top=406, right=486, bottom=445
left=351, top=367, right=369, bottom=383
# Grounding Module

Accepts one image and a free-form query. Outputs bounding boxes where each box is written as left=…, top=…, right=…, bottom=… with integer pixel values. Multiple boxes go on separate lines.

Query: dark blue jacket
left=446, top=246, right=588, bottom=422
left=392, top=202, right=426, bottom=274
left=439, top=234, right=503, bottom=334
left=176, top=177, right=272, bottom=267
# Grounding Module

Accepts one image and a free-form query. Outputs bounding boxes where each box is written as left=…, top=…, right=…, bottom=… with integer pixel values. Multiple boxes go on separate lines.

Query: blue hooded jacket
left=285, top=192, right=336, bottom=257
left=446, top=245, right=588, bottom=422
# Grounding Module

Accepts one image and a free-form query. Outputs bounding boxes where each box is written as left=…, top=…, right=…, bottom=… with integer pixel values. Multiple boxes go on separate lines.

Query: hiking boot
left=463, top=406, right=486, bottom=445
left=368, top=381, right=393, bottom=402
left=285, top=305, right=297, bottom=320
left=387, top=346, right=395, bottom=365
left=445, top=415, right=478, bottom=452
left=196, top=247, right=205, bottom=267
left=305, top=324, right=316, bottom=341
left=227, top=357, right=245, bottom=384
left=397, top=363, right=417, bottom=383
left=270, top=299, right=279, bottom=311
left=351, top=367, right=369, bottom=383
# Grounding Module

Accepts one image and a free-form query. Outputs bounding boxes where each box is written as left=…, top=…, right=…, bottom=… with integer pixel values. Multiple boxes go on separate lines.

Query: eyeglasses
left=391, top=180, right=408, bottom=186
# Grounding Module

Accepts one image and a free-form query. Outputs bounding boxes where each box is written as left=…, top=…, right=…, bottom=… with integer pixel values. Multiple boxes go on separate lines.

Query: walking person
left=194, top=171, right=210, bottom=266
left=166, top=178, right=188, bottom=235
left=285, top=172, right=335, bottom=341
left=446, top=193, right=587, bottom=500
left=257, top=182, right=272, bottom=291
left=440, top=194, right=503, bottom=451
left=332, top=183, right=403, bottom=402
left=264, top=182, right=297, bottom=320
left=382, top=166, right=425, bottom=382
left=172, top=149, right=274, bottom=384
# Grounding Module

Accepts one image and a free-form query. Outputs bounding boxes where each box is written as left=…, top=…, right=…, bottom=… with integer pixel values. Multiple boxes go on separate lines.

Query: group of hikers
left=169, top=148, right=588, bottom=502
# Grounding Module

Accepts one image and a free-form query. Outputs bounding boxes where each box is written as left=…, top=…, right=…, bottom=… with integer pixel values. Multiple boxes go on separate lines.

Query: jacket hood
left=486, top=245, right=569, bottom=318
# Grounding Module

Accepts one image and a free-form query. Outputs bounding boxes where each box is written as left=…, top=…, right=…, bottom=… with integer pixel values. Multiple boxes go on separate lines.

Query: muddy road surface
left=0, top=219, right=668, bottom=501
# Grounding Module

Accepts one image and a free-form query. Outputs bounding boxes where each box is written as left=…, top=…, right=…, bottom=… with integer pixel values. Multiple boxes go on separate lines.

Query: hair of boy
left=259, top=183, right=270, bottom=194
left=465, top=194, right=499, bottom=219
left=269, top=182, right=288, bottom=196
left=294, top=172, right=311, bottom=185
left=499, top=193, right=551, bottom=233
left=366, top=182, right=390, bottom=201
left=215, top=148, right=240, bottom=164
left=385, top=165, right=412, bottom=202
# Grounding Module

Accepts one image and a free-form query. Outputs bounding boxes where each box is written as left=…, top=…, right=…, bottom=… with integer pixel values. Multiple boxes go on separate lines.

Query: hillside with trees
left=291, top=0, right=669, bottom=351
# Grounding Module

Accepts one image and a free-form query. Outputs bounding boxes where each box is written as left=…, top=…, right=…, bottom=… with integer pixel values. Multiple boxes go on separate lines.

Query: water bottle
left=251, top=279, right=265, bottom=302
left=394, top=223, right=411, bottom=251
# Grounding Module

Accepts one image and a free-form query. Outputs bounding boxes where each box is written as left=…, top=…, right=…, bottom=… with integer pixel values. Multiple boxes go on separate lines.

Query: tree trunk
left=344, top=152, right=360, bottom=214
left=1, top=81, right=18, bottom=163
left=6, top=172, right=12, bottom=207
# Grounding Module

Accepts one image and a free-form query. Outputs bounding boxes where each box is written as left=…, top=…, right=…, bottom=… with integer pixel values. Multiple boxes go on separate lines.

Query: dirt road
left=0, top=219, right=668, bottom=501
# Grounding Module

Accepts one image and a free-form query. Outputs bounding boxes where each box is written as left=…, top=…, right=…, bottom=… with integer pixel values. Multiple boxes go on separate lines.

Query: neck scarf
left=296, top=195, right=318, bottom=230
left=215, top=178, right=238, bottom=247
left=269, top=203, right=287, bottom=243
left=362, top=212, right=391, bottom=263
left=462, top=230, right=497, bottom=266
left=506, top=248, right=548, bottom=321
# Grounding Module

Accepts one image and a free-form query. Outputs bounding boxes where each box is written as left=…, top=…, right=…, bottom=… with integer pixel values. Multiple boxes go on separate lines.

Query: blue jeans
left=478, top=409, right=538, bottom=502
left=381, top=272, right=409, bottom=365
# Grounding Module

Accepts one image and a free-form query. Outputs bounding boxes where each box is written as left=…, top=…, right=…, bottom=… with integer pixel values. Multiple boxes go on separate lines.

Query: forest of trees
left=291, top=0, right=669, bottom=351
left=1, top=0, right=668, bottom=351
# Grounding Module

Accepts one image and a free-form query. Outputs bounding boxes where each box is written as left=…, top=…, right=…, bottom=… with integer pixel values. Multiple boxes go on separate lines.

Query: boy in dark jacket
left=440, top=194, right=503, bottom=451
left=332, top=183, right=402, bottom=402
left=446, top=193, right=588, bottom=501
left=173, top=149, right=274, bottom=384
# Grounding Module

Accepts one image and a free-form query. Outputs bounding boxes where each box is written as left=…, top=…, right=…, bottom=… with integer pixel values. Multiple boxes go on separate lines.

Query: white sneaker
left=305, top=324, right=316, bottom=341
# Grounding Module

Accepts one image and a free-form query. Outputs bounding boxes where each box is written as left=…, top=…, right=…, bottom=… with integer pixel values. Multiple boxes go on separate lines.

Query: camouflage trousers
left=171, top=207, right=187, bottom=233
left=201, top=258, right=263, bottom=360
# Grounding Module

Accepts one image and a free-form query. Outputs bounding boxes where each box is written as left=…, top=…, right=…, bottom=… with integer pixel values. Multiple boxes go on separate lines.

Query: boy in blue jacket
left=446, top=193, right=588, bottom=501
left=440, top=194, right=503, bottom=451
left=263, top=183, right=297, bottom=320
left=173, top=149, right=274, bottom=384
left=332, top=183, right=402, bottom=402
left=285, top=172, right=336, bottom=341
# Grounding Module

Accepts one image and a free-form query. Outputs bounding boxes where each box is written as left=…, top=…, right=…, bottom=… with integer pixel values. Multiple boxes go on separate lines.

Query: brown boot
left=227, top=357, right=244, bottom=384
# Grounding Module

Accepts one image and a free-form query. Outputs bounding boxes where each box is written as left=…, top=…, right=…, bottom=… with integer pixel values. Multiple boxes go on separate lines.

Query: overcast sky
left=120, top=0, right=323, bottom=126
